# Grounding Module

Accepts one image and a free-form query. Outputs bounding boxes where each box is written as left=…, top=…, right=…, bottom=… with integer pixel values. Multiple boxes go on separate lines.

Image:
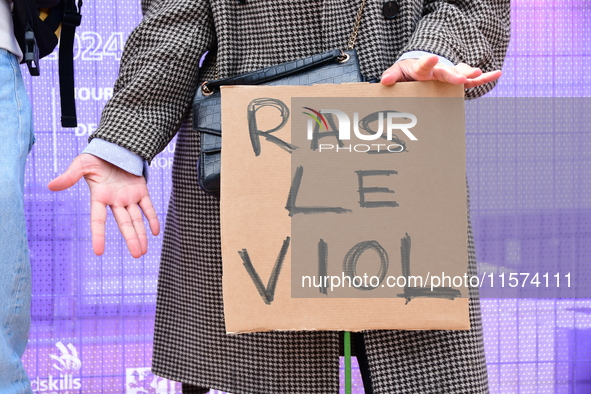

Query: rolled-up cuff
left=397, top=51, right=455, bottom=67
left=82, top=138, right=149, bottom=181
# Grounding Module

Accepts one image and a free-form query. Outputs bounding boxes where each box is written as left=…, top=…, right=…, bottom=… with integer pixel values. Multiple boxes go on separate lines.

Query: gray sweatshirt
left=0, top=0, right=23, bottom=60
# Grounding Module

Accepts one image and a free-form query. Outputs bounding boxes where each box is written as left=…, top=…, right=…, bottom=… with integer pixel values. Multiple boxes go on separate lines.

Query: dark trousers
left=182, top=332, right=374, bottom=394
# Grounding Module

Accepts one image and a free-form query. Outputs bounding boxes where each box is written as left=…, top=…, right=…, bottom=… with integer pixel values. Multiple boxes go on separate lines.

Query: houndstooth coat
left=92, top=1, right=510, bottom=393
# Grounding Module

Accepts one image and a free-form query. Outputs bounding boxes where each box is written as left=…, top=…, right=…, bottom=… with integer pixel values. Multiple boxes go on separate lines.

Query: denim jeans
left=0, top=49, right=34, bottom=394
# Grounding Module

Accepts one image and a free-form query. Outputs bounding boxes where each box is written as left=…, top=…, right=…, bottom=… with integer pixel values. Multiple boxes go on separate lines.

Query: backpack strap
left=59, top=0, right=82, bottom=127
left=12, top=0, right=41, bottom=75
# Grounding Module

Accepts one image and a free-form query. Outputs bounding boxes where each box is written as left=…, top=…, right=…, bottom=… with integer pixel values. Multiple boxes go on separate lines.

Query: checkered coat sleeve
left=90, top=1, right=510, bottom=393
left=399, top=0, right=511, bottom=98
left=91, top=0, right=510, bottom=163
left=90, top=0, right=215, bottom=162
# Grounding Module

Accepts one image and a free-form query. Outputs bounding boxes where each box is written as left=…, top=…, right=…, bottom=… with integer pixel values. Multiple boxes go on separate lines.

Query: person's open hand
left=381, top=54, right=502, bottom=89
left=48, top=154, right=160, bottom=258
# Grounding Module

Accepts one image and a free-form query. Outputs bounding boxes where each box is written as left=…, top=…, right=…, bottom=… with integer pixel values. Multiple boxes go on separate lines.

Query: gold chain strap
left=346, top=0, right=367, bottom=50
left=206, top=0, right=367, bottom=92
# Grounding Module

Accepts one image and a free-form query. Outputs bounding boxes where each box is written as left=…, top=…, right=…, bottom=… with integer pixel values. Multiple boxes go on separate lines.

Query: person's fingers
left=432, top=64, right=468, bottom=85
left=139, top=195, right=160, bottom=236
left=48, top=155, right=86, bottom=191
left=90, top=199, right=107, bottom=256
left=464, top=70, right=503, bottom=89
left=127, top=204, right=148, bottom=255
left=411, top=55, right=439, bottom=79
left=381, top=57, right=502, bottom=88
left=381, top=55, right=439, bottom=85
left=382, top=56, right=476, bottom=85
left=111, top=205, right=142, bottom=258
left=455, top=63, right=482, bottom=79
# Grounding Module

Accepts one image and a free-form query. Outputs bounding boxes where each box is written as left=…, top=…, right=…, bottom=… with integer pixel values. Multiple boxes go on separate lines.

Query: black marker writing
left=248, top=98, right=297, bottom=156
left=356, top=170, right=399, bottom=208
left=318, top=239, right=328, bottom=295
left=342, top=240, right=389, bottom=291
left=397, top=234, right=462, bottom=303
left=239, top=237, right=291, bottom=305
left=358, top=111, right=407, bottom=154
left=309, top=113, right=344, bottom=151
left=285, top=166, right=352, bottom=217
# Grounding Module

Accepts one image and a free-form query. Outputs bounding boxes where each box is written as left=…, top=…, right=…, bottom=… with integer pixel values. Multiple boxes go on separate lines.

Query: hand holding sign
left=381, top=54, right=502, bottom=89
left=220, top=82, right=471, bottom=333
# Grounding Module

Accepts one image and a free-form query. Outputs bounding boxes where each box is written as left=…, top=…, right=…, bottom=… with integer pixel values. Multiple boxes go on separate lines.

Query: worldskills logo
left=126, top=367, right=180, bottom=393
left=31, top=342, right=82, bottom=392
left=302, top=107, right=418, bottom=153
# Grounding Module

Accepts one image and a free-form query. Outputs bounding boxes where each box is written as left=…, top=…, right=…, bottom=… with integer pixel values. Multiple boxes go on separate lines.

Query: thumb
left=381, top=63, right=405, bottom=85
left=48, top=155, right=87, bottom=191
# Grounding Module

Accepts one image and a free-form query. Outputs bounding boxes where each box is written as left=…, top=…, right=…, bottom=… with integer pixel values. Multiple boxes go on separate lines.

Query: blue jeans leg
left=0, top=49, right=34, bottom=394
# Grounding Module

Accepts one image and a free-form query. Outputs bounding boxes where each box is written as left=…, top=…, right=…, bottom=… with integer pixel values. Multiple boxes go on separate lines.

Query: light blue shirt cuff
left=82, top=138, right=149, bottom=180
left=397, top=51, right=455, bottom=67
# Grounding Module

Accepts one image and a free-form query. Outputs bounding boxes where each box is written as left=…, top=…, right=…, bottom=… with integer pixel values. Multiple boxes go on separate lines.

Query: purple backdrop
left=19, top=1, right=591, bottom=393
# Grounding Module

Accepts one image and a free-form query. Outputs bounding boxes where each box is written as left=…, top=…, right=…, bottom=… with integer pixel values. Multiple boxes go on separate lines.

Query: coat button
left=383, top=1, right=400, bottom=19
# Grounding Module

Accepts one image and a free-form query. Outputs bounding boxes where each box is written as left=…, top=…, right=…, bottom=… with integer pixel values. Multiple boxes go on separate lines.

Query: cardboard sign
left=220, top=82, right=469, bottom=333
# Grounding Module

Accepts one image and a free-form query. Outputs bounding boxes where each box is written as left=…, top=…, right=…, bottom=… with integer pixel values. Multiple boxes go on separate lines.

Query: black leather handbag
left=193, top=1, right=369, bottom=198
left=193, top=49, right=367, bottom=197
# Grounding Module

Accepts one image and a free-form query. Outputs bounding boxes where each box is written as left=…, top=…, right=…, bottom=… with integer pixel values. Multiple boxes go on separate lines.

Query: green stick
left=344, top=331, right=352, bottom=394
